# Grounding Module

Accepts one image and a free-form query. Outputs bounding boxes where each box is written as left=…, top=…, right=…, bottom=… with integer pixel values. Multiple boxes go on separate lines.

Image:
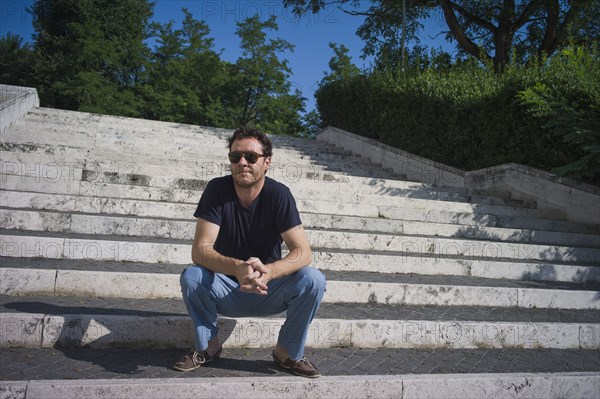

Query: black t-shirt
left=193, top=175, right=302, bottom=280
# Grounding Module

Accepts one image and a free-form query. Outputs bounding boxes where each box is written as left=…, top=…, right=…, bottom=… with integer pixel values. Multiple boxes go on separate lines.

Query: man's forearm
left=267, top=246, right=312, bottom=280
left=192, top=243, right=243, bottom=276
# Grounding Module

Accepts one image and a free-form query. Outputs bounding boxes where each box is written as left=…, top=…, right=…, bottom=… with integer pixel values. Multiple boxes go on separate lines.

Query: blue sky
left=1, top=0, right=454, bottom=112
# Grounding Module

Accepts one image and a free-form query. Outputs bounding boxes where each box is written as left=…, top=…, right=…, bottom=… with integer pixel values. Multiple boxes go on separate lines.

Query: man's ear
left=263, top=156, right=271, bottom=171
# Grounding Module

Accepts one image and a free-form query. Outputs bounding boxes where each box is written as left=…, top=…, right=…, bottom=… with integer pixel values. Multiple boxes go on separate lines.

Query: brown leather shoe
left=273, top=351, right=321, bottom=378
left=173, top=347, right=222, bottom=372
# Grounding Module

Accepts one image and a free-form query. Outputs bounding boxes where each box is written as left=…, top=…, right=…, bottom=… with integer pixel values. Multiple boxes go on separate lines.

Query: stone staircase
left=1, top=106, right=599, bottom=398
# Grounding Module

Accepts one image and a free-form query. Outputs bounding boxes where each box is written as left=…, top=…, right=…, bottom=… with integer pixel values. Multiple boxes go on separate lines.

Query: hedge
left=316, top=46, right=599, bottom=181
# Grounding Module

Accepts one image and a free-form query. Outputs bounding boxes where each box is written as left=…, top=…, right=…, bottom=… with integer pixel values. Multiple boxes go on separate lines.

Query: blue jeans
left=180, top=265, right=326, bottom=361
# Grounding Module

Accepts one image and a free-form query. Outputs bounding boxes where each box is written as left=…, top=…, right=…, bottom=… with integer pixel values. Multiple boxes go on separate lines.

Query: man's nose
left=239, top=155, right=249, bottom=166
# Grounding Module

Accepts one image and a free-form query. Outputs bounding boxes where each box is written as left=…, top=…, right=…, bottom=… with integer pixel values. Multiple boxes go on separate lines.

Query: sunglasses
left=228, top=151, right=267, bottom=164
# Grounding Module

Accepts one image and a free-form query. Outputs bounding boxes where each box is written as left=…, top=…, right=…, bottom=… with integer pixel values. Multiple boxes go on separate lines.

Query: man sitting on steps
left=174, top=126, right=326, bottom=378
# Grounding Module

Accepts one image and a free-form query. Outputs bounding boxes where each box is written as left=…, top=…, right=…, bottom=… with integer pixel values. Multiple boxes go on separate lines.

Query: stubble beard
left=232, top=168, right=264, bottom=189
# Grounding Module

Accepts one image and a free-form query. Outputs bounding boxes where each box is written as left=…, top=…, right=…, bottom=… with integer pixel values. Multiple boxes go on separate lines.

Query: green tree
left=0, top=33, right=34, bottom=85
left=321, top=42, right=360, bottom=85
left=28, top=0, right=153, bottom=114
left=284, top=0, right=599, bottom=73
left=140, top=8, right=225, bottom=124
left=519, top=45, right=600, bottom=180
left=301, top=109, right=324, bottom=138
left=221, top=15, right=305, bottom=135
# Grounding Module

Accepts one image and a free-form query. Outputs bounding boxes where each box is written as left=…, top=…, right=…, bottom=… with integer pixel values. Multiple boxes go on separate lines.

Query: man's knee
left=295, top=267, right=326, bottom=292
left=180, top=265, right=214, bottom=291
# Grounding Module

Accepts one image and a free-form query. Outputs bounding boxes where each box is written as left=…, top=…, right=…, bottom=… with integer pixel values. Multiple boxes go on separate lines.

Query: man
left=174, top=127, right=326, bottom=378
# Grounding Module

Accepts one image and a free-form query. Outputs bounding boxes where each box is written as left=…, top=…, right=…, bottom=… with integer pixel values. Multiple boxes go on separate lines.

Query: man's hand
left=236, top=257, right=272, bottom=295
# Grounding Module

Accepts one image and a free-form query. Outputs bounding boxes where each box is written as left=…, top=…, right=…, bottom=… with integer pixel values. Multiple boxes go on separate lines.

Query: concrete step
left=0, top=161, right=523, bottom=210
left=0, top=137, right=514, bottom=205
left=4, top=207, right=599, bottom=284
left=23, top=108, right=310, bottom=145
left=0, top=139, right=360, bottom=175
left=22, top=107, right=333, bottom=152
left=0, top=174, right=566, bottom=222
left=1, top=149, right=525, bottom=207
left=6, top=118, right=365, bottom=162
left=1, top=295, right=599, bottom=350
left=79, top=172, right=527, bottom=209
left=0, top=146, right=380, bottom=181
left=0, top=348, right=598, bottom=399
left=24, top=107, right=363, bottom=151
left=4, top=112, right=529, bottom=199
left=302, top=213, right=600, bottom=248
left=0, top=131, right=363, bottom=171
left=1, top=216, right=598, bottom=282
left=3, top=122, right=536, bottom=205
left=0, top=146, right=404, bottom=188
left=318, top=250, right=600, bottom=283
left=2, top=225, right=597, bottom=267
left=3, top=191, right=596, bottom=235
left=2, top=124, right=406, bottom=183
left=1, top=127, right=383, bottom=181
left=3, top=207, right=598, bottom=248
left=2, top=258, right=599, bottom=309
left=18, top=109, right=225, bottom=140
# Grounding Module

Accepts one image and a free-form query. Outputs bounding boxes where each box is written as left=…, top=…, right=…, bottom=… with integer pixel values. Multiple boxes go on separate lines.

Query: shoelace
left=295, top=356, right=316, bottom=368
left=192, top=351, right=206, bottom=365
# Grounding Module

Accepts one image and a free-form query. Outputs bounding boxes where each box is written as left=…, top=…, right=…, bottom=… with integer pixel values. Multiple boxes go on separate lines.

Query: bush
left=316, top=46, right=599, bottom=181
left=519, top=46, right=600, bottom=180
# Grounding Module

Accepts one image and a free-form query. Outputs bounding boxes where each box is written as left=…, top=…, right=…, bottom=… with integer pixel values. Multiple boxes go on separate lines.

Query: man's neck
left=234, top=177, right=266, bottom=208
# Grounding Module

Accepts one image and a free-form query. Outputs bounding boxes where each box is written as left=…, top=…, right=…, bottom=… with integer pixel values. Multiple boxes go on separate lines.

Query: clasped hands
left=236, top=257, right=271, bottom=295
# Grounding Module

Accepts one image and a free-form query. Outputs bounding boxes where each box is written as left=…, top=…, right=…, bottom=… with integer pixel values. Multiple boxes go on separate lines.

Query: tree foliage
left=28, top=0, right=153, bottom=114
left=315, top=44, right=600, bottom=181
left=0, top=33, right=34, bottom=85
left=321, top=42, right=361, bottom=85
left=139, top=8, right=224, bottom=125
left=0, top=1, right=308, bottom=136
left=284, top=0, right=600, bottom=73
left=519, top=45, right=600, bottom=180
left=224, top=15, right=305, bottom=134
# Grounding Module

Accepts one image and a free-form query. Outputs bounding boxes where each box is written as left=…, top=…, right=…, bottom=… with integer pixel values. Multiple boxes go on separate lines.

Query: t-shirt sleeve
left=193, top=179, right=223, bottom=226
left=274, top=185, right=302, bottom=234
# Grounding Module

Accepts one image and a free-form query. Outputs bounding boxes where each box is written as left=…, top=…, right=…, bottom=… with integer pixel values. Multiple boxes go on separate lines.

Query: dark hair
left=227, top=126, right=272, bottom=157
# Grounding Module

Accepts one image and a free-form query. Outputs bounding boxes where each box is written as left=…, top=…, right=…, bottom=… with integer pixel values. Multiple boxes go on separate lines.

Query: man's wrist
left=264, top=262, right=280, bottom=280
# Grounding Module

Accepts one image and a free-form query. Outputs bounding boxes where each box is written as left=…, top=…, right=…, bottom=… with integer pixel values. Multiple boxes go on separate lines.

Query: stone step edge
left=3, top=232, right=598, bottom=285
left=1, top=372, right=599, bottom=399
left=1, top=180, right=553, bottom=226
left=29, top=106, right=231, bottom=130
left=0, top=144, right=413, bottom=192
left=2, top=268, right=599, bottom=310
left=0, top=139, right=381, bottom=167
left=0, top=142, right=531, bottom=207
left=2, top=312, right=598, bottom=350
left=2, top=230, right=598, bottom=265
left=3, top=190, right=597, bottom=236
left=0, top=171, right=536, bottom=215
left=17, top=112, right=320, bottom=146
left=0, top=144, right=520, bottom=203
left=1, top=142, right=515, bottom=201
left=4, top=207, right=598, bottom=249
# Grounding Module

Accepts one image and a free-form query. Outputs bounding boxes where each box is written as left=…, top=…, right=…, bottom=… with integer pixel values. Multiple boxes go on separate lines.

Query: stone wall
left=0, top=84, right=40, bottom=134
left=318, top=126, right=600, bottom=225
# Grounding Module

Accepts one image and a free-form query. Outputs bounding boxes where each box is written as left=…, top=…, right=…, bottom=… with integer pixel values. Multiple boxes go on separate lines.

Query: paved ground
left=1, top=347, right=599, bottom=381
